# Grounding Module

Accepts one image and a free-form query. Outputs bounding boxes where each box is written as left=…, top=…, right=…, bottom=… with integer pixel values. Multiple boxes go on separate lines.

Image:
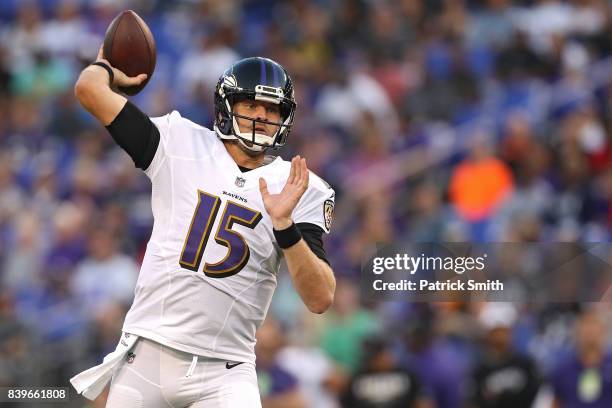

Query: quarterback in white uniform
left=70, top=51, right=336, bottom=407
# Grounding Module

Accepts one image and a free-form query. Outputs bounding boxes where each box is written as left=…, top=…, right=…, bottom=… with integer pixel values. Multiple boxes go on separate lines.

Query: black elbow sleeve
left=105, top=101, right=160, bottom=170
left=297, top=223, right=330, bottom=265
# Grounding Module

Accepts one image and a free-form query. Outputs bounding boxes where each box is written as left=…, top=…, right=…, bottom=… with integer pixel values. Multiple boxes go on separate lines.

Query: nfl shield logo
left=126, top=352, right=136, bottom=364
left=235, top=176, right=246, bottom=187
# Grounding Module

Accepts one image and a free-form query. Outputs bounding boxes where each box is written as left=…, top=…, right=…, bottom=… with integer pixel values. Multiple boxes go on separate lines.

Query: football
left=103, top=10, right=156, bottom=95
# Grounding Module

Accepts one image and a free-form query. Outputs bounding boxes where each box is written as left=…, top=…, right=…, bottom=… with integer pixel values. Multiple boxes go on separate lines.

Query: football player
left=70, top=48, right=336, bottom=407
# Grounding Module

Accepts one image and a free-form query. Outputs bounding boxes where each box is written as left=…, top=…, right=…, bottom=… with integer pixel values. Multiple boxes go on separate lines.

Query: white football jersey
left=122, top=111, right=334, bottom=364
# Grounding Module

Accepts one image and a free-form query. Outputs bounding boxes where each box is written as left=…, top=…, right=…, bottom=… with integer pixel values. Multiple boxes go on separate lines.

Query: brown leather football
left=103, top=10, right=156, bottom=96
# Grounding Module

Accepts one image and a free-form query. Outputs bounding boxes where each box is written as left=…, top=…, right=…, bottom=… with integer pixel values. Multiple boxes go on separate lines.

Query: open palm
left=259, top=156, right=309, bottom=229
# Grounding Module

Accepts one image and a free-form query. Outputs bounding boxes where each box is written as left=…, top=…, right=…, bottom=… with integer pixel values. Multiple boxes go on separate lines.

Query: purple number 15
left=179, top=191, right=262, bottom=278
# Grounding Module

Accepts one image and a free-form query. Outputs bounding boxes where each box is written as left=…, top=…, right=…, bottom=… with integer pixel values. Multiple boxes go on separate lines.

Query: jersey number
left=179, top=191, right=262, bottom=278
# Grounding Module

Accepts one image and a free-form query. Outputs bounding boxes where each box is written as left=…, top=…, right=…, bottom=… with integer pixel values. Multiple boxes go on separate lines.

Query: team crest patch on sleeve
left=324, top=199, right=334, bottom=231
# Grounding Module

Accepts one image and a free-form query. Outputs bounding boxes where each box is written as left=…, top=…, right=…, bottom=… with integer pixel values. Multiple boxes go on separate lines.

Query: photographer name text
left=373, top=279, right=504, bottom=292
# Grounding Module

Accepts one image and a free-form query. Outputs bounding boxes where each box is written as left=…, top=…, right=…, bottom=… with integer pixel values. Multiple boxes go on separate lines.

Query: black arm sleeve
left=105, top=101, right=160, bottom=170
left=296, top=223, right=330, bottom=265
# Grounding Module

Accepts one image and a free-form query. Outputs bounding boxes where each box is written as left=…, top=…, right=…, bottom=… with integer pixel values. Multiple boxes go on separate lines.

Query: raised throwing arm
left=74, top=47, right=147, bottom=125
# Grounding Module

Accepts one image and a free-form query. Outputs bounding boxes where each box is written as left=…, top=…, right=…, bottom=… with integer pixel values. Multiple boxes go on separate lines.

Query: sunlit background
left=0, top=0, right=611, bottom=407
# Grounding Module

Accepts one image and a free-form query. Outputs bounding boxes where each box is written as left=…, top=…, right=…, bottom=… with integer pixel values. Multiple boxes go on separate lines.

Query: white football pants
left=105, top=337, right=261, bottom=408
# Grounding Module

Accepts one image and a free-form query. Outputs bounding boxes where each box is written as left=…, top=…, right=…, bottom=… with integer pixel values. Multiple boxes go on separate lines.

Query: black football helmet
left=214, top=57, right=296, bottom=152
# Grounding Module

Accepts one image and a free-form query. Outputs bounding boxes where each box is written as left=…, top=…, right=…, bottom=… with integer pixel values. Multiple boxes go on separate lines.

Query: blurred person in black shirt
left=0, top=45, right=11, bottom=96
left=468, top=303, right=540, bottom=408
left=341, top=335, right=432, bottom=408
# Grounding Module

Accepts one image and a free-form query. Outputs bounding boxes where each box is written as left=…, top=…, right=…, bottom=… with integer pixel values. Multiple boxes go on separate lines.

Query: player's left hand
left=259, top=155, right=309, bottom=230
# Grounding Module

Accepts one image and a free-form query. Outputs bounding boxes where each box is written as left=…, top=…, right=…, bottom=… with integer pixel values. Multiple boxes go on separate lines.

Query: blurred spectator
left=2, top=210, right=42, bottom=292
left=10, top=47, right=73, bottom=98
left=341, top=335, right=431, bottom=408
left=48, top=90, right=89, bottom=140
left=70, top=228, right=138, bottom=316
left=465, top=0, right=515, bottom=48
left=0, top=291, right=36, bottom=387
left=314, top=67, right=399, bottom=138
left=468, top=303, right=541, bottom=408
left=449, top=131, right=514, bottom=236
left=277, top=308, right=343, bottom=408
left=401, top=308, right=468, bottom=408
left=40, top=0, right=89, bottom=59
left=45, top=202, right=87, bottom=269
left=551, top=309, right=612, bottom=407
left=0, top=45, right=10, bottom=95
left=0, top=2, right=44, bottom=73
left=256, top=318, right=306, bottom=408
left=339, top=195, right=396, bottom=276
left=0, top=155, right=24, bottom=228
left=514, top=0, right=574, bottom=56
left=402, top=181, right=463, bottom=242
left=319, top=279, right=380, bottom=374
left=177, top=26, right=240, bottom=101
left=494, top=117, right=553, bottom=240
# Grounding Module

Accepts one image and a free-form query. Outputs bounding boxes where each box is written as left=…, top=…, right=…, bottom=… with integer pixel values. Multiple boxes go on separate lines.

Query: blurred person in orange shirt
left=450, top=131, right=514, bottom=223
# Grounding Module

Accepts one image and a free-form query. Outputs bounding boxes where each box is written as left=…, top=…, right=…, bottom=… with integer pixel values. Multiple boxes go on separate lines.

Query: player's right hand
left=95, top=46, right=147, bottom=89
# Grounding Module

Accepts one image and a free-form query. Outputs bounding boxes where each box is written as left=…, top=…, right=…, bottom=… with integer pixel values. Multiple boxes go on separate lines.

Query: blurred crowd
left=0, top=0, right=611, bottom=407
